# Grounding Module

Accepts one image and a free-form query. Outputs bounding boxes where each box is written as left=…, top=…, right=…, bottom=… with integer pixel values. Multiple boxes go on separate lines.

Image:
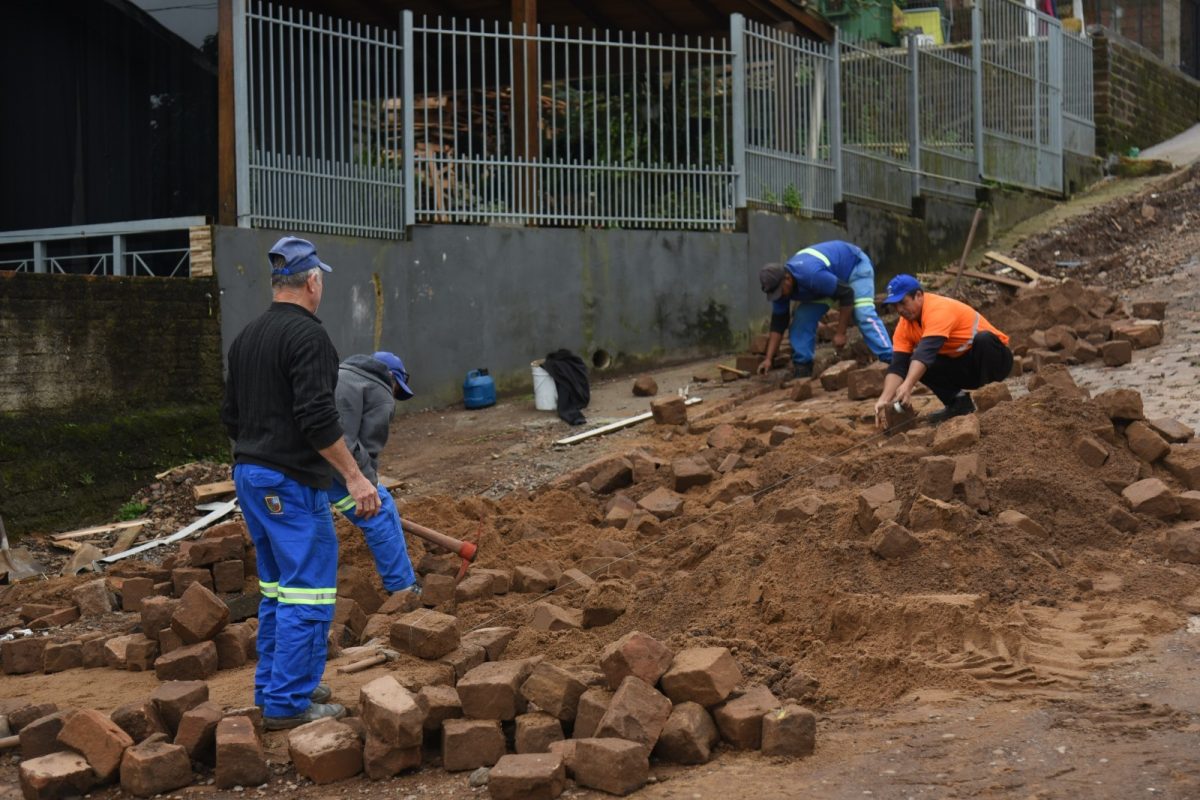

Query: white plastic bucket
left=531, top=361, right=558, bottom=411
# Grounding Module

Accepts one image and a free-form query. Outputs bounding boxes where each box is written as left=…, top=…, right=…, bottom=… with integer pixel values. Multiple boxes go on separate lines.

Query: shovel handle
left=402, top=520, right=478, bottom=562
left=0, top=735, right=18, bottom=750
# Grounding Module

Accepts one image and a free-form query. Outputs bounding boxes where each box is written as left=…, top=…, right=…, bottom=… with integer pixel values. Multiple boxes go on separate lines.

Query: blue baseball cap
left=883, top=273, right=921, bottom=304
left=373, top=351, right=414, bottom=400
left=268, top=236, right=333, bottom=275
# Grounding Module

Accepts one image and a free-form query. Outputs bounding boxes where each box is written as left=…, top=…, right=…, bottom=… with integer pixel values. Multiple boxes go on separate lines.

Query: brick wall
left=0, top=273, right=228, bottom=534
left=1092, top=29, right=1200, bottom=154
left=0, top=272, right=223, bottom=412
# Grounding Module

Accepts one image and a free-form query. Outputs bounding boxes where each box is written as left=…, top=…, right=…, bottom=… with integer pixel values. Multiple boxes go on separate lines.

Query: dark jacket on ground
left=221, top=302, right=343, bottom=489
left=335, top=354, right=396, bottom=485
left=542, top=349, right=590, bottom=426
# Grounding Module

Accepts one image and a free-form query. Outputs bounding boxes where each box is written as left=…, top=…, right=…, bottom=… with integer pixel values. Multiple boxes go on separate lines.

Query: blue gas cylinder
left=463, top=368, right=496, bottom=409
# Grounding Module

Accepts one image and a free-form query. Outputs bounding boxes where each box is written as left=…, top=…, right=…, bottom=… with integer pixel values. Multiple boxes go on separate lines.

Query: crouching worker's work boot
left=264, top=702, right=347, bottom=731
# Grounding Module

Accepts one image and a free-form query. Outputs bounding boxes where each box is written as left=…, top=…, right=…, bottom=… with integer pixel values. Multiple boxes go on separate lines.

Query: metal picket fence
left=741, top=18, right=839, bottom=218
left=229, top=1, right=1095, bottom=238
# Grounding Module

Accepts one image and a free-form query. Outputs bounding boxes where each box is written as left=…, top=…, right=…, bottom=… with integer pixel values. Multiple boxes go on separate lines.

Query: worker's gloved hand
left=347, top=474, right=380, bottom=519
left=757, top=359, right=770, bottom=376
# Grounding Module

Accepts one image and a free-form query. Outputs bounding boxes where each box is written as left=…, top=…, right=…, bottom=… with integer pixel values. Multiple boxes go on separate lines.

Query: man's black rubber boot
left=264, top=702, right=347, bottom=731
left=927, top=393, right=975, bottom=425
left=793, top=363, right=813, bottom=379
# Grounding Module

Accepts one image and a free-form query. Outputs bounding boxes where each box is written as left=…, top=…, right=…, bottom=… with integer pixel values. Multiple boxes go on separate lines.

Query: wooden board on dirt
left=52, top=518, right=150, bottom=542
left=984, top=251, right=1045, bottom=282
left=193, top=480, right=236, bottom=502
left=961, top=269, right=1029, bottom=289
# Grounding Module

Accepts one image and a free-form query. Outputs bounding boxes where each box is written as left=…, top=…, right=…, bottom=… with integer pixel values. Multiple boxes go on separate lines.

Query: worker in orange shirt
left=873, top=274, right=1013, bottom=426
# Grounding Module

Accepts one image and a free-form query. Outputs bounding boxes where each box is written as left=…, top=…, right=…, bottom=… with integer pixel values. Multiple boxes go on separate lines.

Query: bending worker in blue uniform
left=331, top=351, right=420, bottom=595
left=757, top=240, right=893, bottom=378
left=221, top=236, right=380, bottom=730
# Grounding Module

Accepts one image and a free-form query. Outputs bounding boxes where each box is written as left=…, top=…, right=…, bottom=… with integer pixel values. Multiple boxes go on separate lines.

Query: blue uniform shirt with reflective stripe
left=770, top=240, right=865, bottom=314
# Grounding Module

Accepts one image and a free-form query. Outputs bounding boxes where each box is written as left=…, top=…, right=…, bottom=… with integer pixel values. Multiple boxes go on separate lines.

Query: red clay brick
left=441, top=718, right=506, bottom=771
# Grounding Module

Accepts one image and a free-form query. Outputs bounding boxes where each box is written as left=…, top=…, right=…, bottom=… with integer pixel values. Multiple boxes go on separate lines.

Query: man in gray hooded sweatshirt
left=329, top=351, right=419, bottom=594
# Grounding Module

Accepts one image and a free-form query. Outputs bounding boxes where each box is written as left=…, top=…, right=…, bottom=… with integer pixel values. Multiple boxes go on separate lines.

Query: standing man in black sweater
left=221, top=236, right=379, bottom=730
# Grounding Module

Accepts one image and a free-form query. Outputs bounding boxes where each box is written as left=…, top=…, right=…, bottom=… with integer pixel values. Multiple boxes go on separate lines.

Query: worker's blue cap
left=883, top=273, right=922, bottom=304
left=268, top=236, right=333, bottom=275
left=373, top=351, right=414, bottom=400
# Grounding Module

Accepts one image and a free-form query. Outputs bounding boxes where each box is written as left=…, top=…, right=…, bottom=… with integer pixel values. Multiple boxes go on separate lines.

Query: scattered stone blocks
left=140, top=596, right=180, bottom=642
left=110, top=702, right=166, bottom=744
left=458, top=660, right=536, bottom=720
left=57, top=708, right=134, bottom=782
left=530, top=603, right=583, bottom=631
left=288, top=718, right=364, bottom=784
left=520, top=662, right=588, bottom=721
left=9, top=703, right=59, bottom=733
left=3, top=637, right=47, bottom=675
left=1095, top=388, right=1144, bottom=421
left=215, top=716, right=268, bottom=788
left=417, top=685, right=463, bottom=732
left=171, top=582, right=230, bottom=644
left=174, top=701, right=223, bottom=765
left=362, top=738, right=421, bottom=780
left=588, top=459, right=634, bottom=494
left=932, top=414, right=980, bottom=454
left=599, top=630, right=674, bottom=690
left=972, top=381, right=1012, bottom=412
left=998, top=509, right=1048, bottom=537
left=650, top=396, right=688, bottom=425
left=819, top=360, right=857, bottom=391
left=42, top=641, right=82, bottom=674
left=150, top=680, right=209, bottom=735
left=514, top=712, right=564, bottom=754
left=1148, top=418, right=1194, bottom=444
left=672, top=457, right=714, bottom=492
left=512, top=566, right=553, bottom=594
left=1122, top=478, right=1179, bottom=519
left=462, top=627, right=516, bottom=661
left=714, top=686, right=779, bottom=749
left=360, top=676, right=425, bottom=749
left=857, top=482, right=900, bottom=533
left=1106, top=505, right=1140, bottom=533
left=653, top=701, right=719, bottom=764
left=119, top=741, right=193, bottom=798
left=869, top=520, right=921, bottom=560
left=455, top=572, right=495, bottom=602
left=582, top=580, right=629, bottom=628
left=155, top=641, right=218, bottom=681
left=1100, top=340, right=1133, bottom=367
left=121, top=577, right=156, bottom=613
left=390, top=610, right=460, bottom=659
left=637, top=487, right=684, bottom=520
left=1075, top=436, right=1109, bottom=467
left=488, top=752, right=567, bottom=800
left=918, top=456, right=956, bottom=501
left=1166, top=444, right=1200, bottom=490
left=187, top=534, right=244, bottom=567
left=20, top=711, right=70, bottom=759
left=573, top=738, right=649, bottom=796
left=761, top=704, right=817, bottom=757
left=214, top=624, right=253, bottom=670
left=1159, top=524, right=1200, bottom=564
left=441, top=644, right=487, bottom=680
left=19, top=751, right=96, bottom=800
left=632, top=375, right=658, bottom=396
left=908, top=495, right=971, bottom=533
left=594, top=676, right=672, bottom=749
left=172, top=567, right=214, bottom=596
left=1177, top=491, right=1200, bottom=521
left=572, top=688, right=613, bottom=739
left=846, top=364, right=886, bottom=400
left=72, top=578, right=114, bottom=618
left=660, top=647, right=742, bottom=706
left=125, top=635, right=160, bottom=672
left=441, top=719, right=507, bottom=771
left=1125, top=421, right=1170, bottom=462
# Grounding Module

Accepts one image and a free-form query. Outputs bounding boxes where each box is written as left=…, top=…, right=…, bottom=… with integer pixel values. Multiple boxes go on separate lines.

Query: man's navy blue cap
left=883, top=273, right=921, bottom=304
left=268, top=236, right=333, bottom=275
left=373, top=351, right=414, bottom=400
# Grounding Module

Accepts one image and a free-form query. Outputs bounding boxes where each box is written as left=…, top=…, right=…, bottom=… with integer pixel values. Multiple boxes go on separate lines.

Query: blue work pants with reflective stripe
left=330, top=481, right=417, bottom=593
left=789, top=254, right=893, bottom=366
left=233, top=464, right=337, bottom=719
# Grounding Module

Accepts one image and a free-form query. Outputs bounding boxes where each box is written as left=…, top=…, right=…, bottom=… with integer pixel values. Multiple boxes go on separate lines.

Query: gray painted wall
left=214, top=198, right=979, bottom=410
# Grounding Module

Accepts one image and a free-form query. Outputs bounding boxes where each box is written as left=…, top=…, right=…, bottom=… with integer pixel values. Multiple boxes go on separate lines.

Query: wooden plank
left=379, top=475, right=402, bottom=491
left=53, top=519, right=151, bottom=542
left=717, top=364, right=751, bottom=378
left=155, top=462, right=196, bottom=480
left=951, top=207, right=984, bottom=297
left=555, top=398, right=703, bottom=446
left=984, top=251, right=1044, bottom=282
left=193, top=480, right=236, bottom=502
left=189, top=226, right=213, bottom=277
left=960, top=269, right=1028, bottom=289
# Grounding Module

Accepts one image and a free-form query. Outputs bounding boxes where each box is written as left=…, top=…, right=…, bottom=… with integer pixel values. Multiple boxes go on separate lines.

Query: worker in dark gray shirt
left=221, top=236, right=378, bottom=730
left=330, top=352, right=419, bottom=595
